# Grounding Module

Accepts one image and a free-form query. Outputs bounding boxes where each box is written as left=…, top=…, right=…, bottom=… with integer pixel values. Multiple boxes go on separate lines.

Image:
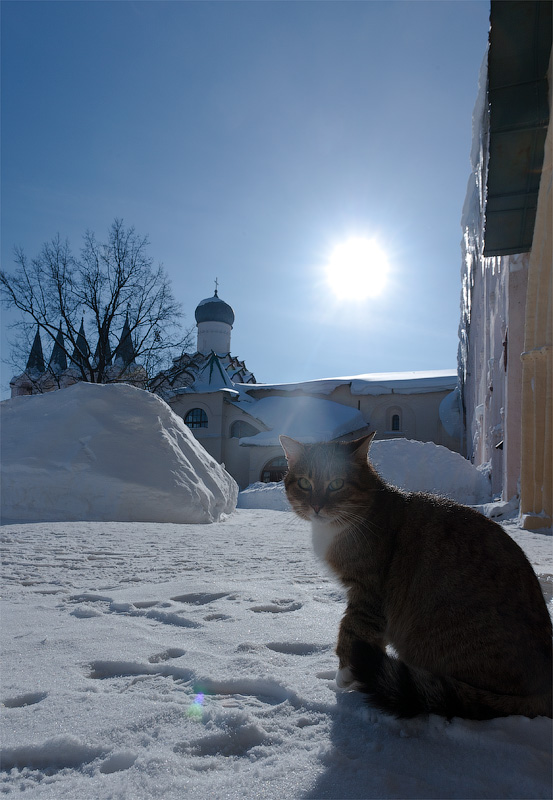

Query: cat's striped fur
left=280, top=434, right=552, bottom=720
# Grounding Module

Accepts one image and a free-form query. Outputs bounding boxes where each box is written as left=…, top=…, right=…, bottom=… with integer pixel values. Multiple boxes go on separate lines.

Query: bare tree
left=1, top=218, right=193, bottom=390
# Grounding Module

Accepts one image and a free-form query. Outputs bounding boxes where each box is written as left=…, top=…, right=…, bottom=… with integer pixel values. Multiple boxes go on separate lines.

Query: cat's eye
left=328, top=479, right=344, bottom=491
left=297, top=477, right=312, bottom=491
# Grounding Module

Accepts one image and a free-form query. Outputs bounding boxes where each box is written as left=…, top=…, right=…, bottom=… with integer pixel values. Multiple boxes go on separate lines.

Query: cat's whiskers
left=334, top=507, right=382, bottom=548
left=341, top=506, right=380, bottom=536
left=330, top=512, right=365, bottom=548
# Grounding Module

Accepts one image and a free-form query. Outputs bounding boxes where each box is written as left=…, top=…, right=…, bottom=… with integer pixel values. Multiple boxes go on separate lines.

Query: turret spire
left=49, top=323, right=68, bottom=371
left=113, top=311, right=136, bottom=367
left=94, top=325, right=112, bottom=368
left=71, top=318, right=90, bottom=368
left=26, top=327, right=45, bottom=373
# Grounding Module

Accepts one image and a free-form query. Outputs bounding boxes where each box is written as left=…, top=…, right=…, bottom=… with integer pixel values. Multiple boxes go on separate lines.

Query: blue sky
left=1, top=0, right=490, bottom=397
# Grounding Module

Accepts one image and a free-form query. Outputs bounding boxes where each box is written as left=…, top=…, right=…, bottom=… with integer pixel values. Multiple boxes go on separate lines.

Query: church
left=153, top=290, right=461, bottom=489
left=12, top=289, right=460, bottom=491
left=10, top=313, right=147, bottom=398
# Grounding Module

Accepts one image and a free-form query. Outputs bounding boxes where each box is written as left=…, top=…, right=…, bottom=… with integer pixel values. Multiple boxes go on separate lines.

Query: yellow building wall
left=520, top=59, right=552, bottom=530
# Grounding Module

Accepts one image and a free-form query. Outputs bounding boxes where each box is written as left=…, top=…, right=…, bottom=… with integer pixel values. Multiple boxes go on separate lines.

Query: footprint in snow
left=171, top=592, right=229, bottom=605
left=2, top=691, right=48, bottom=709
left=0, top=738, right=136, bottom=776
left=265, top=642, right=329, bottom=656
left=148, top=648, right=186, bottom=664
left=174, top=723, right=273, bottom=759
left=99, top=751, right=137, bottom=774
left=131, top=600, right=159, bottom=609
left=0, top=737, right=106, bottom=773
left=87, top=658, right=193, bottom=682
left=70, top=605, right=103, bottom=619
left=316, top=670, right=338, bottom=681
left=249, top=600, right=302, bottom=613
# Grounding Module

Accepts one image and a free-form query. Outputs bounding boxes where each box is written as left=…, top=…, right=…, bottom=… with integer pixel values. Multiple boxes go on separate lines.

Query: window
left=230, top=420, right=259, bottom=439
left=386, top=407, right=403, bottom=432
left=184, top=408, right=208, bottom=429
left=261, top=456, right=288, bottom=483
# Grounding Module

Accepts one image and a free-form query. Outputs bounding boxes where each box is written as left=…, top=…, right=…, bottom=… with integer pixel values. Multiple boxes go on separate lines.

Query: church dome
left=195, top=292, right=235, bottom=327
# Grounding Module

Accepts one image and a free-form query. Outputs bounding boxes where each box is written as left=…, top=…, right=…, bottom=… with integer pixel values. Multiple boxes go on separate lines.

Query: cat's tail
left=349, top=641, right=552, bottom=720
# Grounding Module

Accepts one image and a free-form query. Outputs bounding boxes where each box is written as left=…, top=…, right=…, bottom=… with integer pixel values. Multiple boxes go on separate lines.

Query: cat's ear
left=279, top=435, right=304, bottom=465
left=349, top=432, right=376, bottom=463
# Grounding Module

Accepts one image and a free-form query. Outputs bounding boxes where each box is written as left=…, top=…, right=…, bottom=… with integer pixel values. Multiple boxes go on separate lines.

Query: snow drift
left=369, top=437, right=491, bottom=504
left=238, top=436, right=491, bottom=509
left=0, top=382, right=237, bottom=524
left=238, top=481, right=291, bottom=511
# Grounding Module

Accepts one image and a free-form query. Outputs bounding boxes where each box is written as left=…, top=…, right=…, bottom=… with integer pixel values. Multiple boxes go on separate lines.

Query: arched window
left=386, top=406, right=403, bottom=433
left=261, top=456, right=288, bottom=483
left=230, top=420, right=259, bottom=439
left=184, top=408, right=208, bottom=429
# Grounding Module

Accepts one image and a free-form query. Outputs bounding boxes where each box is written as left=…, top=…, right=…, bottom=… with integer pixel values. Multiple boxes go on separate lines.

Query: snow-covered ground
left=1, top=384, right=551, bottom=798
left=1, top=511, right=552, bottom=799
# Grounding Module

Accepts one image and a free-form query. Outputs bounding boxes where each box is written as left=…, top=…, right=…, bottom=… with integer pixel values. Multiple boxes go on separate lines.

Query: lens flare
left=187, top=692, right=205, bottom=721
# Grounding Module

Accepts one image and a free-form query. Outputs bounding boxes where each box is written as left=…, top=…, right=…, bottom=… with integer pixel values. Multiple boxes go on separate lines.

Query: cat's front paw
left=335, top=665, right=360, bottom=691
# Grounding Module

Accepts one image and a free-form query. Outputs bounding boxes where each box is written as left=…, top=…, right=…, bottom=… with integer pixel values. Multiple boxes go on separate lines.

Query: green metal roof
left=484, top=0, right=552, bottom=256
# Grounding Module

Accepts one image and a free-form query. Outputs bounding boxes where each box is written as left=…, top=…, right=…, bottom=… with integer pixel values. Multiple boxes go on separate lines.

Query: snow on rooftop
left=0, top=382, right=237, bottom=524
left=236, top=395, right=368, bottom=446
left=239, top=369, right=458, bottom=397
left=191, top=353, right=238, bottom=394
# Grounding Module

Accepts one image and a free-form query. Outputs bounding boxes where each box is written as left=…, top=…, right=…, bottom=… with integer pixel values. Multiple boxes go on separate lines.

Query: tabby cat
left=280, top=433, right=552, bottom=720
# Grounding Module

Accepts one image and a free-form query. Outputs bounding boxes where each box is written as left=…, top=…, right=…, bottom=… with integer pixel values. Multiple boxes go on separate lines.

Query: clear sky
left=1, top=0, right=490, bottom=397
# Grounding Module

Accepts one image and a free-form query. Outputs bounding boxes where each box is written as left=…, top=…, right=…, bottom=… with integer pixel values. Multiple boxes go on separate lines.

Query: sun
left=325, top=237, right=389, bottom=300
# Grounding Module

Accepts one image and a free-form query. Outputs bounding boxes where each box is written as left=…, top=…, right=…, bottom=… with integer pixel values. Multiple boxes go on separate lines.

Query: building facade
left=459, top=0, right=552, bottom=528
left=155, top=290, right=460, bottom=490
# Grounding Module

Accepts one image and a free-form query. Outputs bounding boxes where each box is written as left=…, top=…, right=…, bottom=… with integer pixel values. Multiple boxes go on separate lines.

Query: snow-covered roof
left=238, top=369, right=458, bottom=397
left=191, top=352, right=239, bottom=394
left=153, top=351, right=256, bottom=398
left=235, top=395, right=368, bottom=446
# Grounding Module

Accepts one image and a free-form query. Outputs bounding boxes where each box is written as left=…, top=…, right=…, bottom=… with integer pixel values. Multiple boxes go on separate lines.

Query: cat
left=280, top=433, right=552, bottom=720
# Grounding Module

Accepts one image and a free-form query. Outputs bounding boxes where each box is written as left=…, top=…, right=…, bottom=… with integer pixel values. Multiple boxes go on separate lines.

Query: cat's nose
left=311, top=504, right=321, bottom=514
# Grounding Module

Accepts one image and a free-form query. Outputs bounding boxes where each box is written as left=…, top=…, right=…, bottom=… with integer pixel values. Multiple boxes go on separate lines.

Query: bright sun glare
left=326, top=237, right=389, bottom=300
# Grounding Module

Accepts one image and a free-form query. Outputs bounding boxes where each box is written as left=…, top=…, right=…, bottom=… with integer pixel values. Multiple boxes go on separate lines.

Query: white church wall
left=220, top=403, right=265, bottom=489
left=170, top=386, right=461, bottom=490
left=221, top=436, right=253, bottom=490
left=197, top=321, right=231, bottom=355
left=322, top=386, right=460, bottom=452
left=168, top=395, right=224, bottom=463
left=246, top=446, right=286, bottom=488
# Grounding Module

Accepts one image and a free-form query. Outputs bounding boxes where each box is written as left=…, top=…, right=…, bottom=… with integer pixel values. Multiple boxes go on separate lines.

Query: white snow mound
left=370, top=438, right=491, bottom=504
left=238, top=437, right=491, bottom=510
left=237, top=481, right=291, bottom=511
left=0, top=382, right=238, bottom=524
